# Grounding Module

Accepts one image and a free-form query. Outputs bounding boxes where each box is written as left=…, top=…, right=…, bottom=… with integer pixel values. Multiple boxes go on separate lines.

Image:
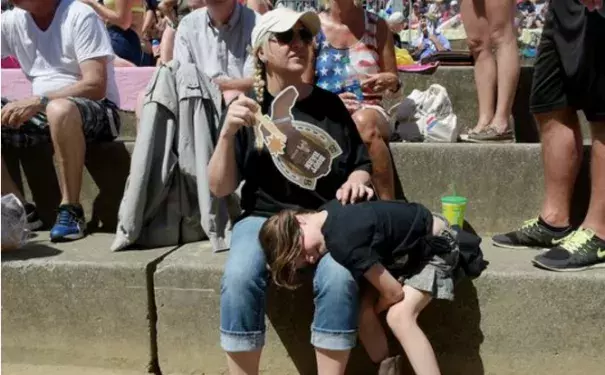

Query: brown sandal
left=466, top=126, right=514, bottom=142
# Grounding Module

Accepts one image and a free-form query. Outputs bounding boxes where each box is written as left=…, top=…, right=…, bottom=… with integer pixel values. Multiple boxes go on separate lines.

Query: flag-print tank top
left=314, top=11, right=382, bottom=106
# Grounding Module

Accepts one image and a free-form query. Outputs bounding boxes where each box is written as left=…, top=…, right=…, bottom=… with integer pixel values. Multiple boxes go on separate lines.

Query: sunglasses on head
left=272, top=28, right=314, bottom=45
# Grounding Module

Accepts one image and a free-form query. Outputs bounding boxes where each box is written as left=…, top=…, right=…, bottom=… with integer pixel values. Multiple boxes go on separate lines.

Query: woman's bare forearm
left=208, top=133, right=239, bottom=197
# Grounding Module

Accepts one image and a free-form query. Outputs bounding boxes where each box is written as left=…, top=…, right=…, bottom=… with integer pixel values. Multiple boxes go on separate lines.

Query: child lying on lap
left=259, top=199, right=460, bottom=375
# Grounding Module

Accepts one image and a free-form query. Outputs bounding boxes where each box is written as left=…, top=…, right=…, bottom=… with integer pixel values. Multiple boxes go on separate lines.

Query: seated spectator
left=426, top=0, right=441, bottom=26
left=438, top=0, right=458, bottom=26
left=156, top=0, right=205, bottom=64
left=173, top=0, right=259, bottom=101
left=134, top=0, right=253, bottom=127
left=306, top=0, right=401, bottom=201
left=409, top=1, right=422, bottom=29
left=210, top=8, right=372, bottom=374
left=1, top=0, right=120, bottom=242
left=387, top=11, right=405, bottom=49
left=81, top=0, right=155, bottom=66
left=412, top=15, right=451, bottom=60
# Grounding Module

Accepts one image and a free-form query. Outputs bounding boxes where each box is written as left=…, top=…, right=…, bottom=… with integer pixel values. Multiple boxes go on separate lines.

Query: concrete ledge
left=1, top=233, right=177, bottom=371
left=153, top=241, right=605, bottom=375
left=391, top=143, right=592, bottom=234
left=2, top=142, right=592, bottom=235
left=3, top=234, right=605, bottom=374
left=397, top=66, right=591, bottom=143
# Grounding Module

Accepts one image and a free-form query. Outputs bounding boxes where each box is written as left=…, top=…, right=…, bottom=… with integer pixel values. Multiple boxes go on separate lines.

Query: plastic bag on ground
left=1, top=194, right=28, bottom=251
left=408, top=84, right=460, bottom=142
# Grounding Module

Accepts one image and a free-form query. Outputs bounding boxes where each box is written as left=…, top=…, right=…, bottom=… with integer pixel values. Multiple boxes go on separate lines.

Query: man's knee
left=45, top=99, right=82, bottom=132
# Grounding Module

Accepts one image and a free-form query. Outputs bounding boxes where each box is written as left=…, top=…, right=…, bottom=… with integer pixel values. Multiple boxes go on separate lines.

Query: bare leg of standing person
left=536, top=109, right=584, bottom=228
left=461, top=0, right=496, bottom=134
left=487, top=0, right=520, bottom=133
left=581, top=122, right=605, bottom=239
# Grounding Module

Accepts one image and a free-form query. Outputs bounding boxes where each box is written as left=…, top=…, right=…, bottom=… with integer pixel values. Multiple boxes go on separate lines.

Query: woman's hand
left=221, top=94, right=259, bottom=138
left=336, top=180, right=374, bottom=205
left=361, top=73, right=400, bottom=93
left=338, top=92, right=361, bottom=114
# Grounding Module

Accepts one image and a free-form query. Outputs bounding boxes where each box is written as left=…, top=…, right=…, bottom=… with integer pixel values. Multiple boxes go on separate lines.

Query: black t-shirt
left=228, top=87, right=372, bottom=219
left=320, top=199, right=434, bottom=280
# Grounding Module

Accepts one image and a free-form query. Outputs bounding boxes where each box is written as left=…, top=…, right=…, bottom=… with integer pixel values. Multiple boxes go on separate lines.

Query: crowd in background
left=1, top=0, right=551, bottom=68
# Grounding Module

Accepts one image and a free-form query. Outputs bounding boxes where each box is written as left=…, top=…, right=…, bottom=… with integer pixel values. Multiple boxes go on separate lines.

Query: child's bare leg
left=386, top=285, right=440, bottom=375
left=359, top=287, right=389, bottom=363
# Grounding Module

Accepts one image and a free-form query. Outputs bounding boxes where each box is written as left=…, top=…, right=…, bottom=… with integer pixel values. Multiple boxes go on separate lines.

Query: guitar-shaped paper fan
left=253, top=86, right=343, bottom=190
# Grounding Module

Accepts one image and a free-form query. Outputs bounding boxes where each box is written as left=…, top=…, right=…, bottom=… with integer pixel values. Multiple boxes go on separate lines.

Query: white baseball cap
left=251, top=8, right=321, bottom=50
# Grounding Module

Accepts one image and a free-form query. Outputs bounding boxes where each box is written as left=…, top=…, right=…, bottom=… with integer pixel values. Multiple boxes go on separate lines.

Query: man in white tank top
left=1, top=0, right=121, bottom=242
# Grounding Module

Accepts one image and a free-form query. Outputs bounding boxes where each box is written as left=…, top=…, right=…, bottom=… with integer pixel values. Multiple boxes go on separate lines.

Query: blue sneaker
left=50, top=204, right=87, bottom=242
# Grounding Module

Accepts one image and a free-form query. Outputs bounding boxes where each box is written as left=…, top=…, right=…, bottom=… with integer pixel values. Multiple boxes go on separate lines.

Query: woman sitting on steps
left=208, top=7, right=375, bottom=375
left=304, top=0, right=402, bottom=201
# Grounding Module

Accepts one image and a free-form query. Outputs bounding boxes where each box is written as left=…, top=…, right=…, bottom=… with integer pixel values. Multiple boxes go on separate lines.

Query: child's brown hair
left=259, top=208, right=312, bottom=289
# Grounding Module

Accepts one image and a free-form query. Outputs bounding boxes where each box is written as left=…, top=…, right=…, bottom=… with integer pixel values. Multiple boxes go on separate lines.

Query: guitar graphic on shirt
left=253, top=86, right=342, bottom=190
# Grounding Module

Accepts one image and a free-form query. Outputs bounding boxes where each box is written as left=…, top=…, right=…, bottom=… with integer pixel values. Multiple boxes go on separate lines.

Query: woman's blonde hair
left=259, top=209, right=312, bottom=289
left=250, top=35, right=271, bottom=150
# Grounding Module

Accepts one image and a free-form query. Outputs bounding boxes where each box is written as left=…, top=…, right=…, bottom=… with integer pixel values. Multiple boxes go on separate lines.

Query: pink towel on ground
left=397, top=62, right=439, bottom=73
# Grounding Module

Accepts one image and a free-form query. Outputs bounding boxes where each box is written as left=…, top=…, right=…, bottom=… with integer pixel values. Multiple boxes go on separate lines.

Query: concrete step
left=2, top=142, right=592, bottom=235
left=391, top=143, right=592, bottom=233
left=393, top=66, right=591, bottom=143
left=117, top=66, right=550, bottom=143
left=2, top=364, right=143, bottom=375
left=3, top=65, right=590, bottom=144
left=3, top=234, right=605, bottom=374
left=1, top=232, right=176, bottom=372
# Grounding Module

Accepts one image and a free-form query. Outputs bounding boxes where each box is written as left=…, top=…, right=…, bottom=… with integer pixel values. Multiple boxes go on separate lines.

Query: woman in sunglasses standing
left=209, top=7, right=376, bottom=375
left=304, top=0, right=402, bottom=202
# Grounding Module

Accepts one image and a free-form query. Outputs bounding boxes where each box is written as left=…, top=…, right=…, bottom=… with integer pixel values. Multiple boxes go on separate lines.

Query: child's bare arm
left=363, top=264, right=404, bottom=312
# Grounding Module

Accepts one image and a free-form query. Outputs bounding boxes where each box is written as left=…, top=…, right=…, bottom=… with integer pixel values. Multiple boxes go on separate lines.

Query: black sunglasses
left=272, top=28, right=314, bottom=45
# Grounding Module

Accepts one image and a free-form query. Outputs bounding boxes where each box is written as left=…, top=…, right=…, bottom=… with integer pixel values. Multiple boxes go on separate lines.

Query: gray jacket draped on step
left=111, top=61, right=240, bottom=252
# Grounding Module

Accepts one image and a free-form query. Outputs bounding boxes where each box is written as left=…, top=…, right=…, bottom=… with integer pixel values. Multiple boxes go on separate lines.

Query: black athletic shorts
left=530, top=3, right=605, bottom=122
